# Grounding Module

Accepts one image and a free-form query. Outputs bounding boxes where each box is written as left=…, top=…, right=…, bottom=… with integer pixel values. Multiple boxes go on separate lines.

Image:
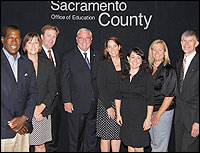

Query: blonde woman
left=148, top=39, right=177, bottom=152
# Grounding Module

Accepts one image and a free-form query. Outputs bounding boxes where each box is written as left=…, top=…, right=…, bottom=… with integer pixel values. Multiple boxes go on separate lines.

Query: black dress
left=96, top=59, right=124, bottom=140
left=116, top=68, right=154, bottom=148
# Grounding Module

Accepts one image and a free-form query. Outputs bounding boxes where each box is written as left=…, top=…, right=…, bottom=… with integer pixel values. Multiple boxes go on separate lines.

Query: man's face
left=76, top=31, right=92, bottom=52
left=1, top=28, right=21, bottom=56
left=181, top=35, right=199, bottom=56
left=41, top=29, right=57, bottom=50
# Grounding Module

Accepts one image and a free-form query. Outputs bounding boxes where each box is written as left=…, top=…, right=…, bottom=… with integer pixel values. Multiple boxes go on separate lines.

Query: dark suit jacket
left=1, top=50, right=38, bottom=139
left=36, top=56, right=57, bottom=117
left=174, top=53, right=199, bottom=131
left=97, top=58, right=125, bottom=109
left=60, top=46, right=100, bottom=113
left=39, top=48, right=62, bottom=110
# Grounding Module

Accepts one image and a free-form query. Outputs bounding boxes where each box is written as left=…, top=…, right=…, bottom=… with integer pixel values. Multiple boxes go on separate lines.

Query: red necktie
left=182, top=58, right=186, bottom=80
left=48, top=50, right=55, bottom=67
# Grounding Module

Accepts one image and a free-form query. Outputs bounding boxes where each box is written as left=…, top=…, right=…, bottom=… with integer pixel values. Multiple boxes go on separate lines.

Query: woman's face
left=127, top=51, right=142, bottom=69
left=107, top=40, right=120, bottom=58
left=152, top=43, right=165, bottom=63
left=25, top=36, right=40, bottom=55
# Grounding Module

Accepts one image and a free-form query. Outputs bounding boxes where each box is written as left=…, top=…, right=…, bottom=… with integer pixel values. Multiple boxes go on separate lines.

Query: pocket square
left=24, top=73, right=28, bottom=77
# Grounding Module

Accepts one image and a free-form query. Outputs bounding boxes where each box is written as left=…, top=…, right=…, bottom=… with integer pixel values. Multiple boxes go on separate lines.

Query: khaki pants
left=1, top=133, right=29, bottom=152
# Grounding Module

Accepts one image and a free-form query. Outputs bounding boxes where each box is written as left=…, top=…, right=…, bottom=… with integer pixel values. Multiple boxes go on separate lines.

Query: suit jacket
left=36, top=56, right=57, bottom=117
left=60, top=46, right=100, bottom=113
left=174, top=53, right=199, bottom=131
left=1, top=50, right=38, bottom=139
left=39, top=48, right=62, bottom=110
left=97, top=58, right=125, bottom=109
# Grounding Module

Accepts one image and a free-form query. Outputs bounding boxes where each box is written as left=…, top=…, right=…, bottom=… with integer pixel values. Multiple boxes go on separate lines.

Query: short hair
left=76, top=28, right=92, bottom=38
left=22, top=32, right=42, bottom=53
left=148, top=39, right=171, bottom=69
left=1, top=25, right=20, bottom=38
left=104, top=36, right=123, bottom=59
left=181, top=30, right=199, bottom=41
left=41, top=24, right=59, bottom=37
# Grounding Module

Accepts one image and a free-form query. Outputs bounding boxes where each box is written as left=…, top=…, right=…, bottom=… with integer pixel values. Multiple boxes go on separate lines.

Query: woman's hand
left=151, top=113, right=161, bottom=126
left=107, top=107, right=115, bottom=120
left=116, top=114, right=123, bottom=126
left=143, top=119, right=151, bottom=131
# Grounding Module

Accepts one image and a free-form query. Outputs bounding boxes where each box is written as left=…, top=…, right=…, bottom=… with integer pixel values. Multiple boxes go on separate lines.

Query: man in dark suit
left=39, top=24, right=62, bottom=152
left=1, top=25, right=38, bottom=152
left=174, top=30, right=199, bottom=152
left=60, top=28, right=100, bottom=152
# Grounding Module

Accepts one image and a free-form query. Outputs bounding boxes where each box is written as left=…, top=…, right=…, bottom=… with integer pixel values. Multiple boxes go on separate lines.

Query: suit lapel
left=75, top=47, right=91, bottom=71
left=184, top=53, right=199, bottom=82
left=18, top=56, right=25, bottom=90
left=90, top=48, right=98, bottom=73
left=1, top=50, right=18, bottom=85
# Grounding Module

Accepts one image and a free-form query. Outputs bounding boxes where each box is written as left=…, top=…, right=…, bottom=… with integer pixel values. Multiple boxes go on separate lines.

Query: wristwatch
left=24, top=115, right=29, bottom=121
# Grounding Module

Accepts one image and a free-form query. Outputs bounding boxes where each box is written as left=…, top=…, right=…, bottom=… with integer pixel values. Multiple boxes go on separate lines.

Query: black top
left=36, top=56, right=57, bottom=117
left=115, top=67, right=154, bottom=147
left=151, top=63, right=177, bottom=112
left=97, top=58, right=125, bottom=109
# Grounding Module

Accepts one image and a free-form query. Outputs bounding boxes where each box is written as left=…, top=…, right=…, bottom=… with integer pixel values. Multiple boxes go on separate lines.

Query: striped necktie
left=83, top=52, right=91, bottom=69
left=48, top=50, right=55, bottom=67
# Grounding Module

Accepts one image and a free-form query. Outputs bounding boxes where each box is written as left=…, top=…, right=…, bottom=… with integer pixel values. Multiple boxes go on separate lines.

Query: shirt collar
left=77, top=46, right=90, bottom=55
left=3, top=47, right=21, bottom=61
left=184, top=51, right=196, bottom=62
left=42, top=45, right=53, bottom=53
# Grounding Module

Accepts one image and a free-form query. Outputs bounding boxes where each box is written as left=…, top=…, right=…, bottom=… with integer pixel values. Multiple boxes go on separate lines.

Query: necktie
left=83, top=52, right=94, bottom=101
left=83, top=52, right=91, bottom=69
left=182, top=58, right=186, bottom=80
left=180, top=58, right=186, bottom=92
left=48, top=50, right=55, bottom=67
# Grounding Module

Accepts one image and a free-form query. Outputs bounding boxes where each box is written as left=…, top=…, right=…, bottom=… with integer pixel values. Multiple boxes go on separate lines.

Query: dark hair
left=104, top=36, right=123, bottom=59
left=121, top=47, right=150, bottom=80
left=22, top=32, right=42, bottom=53
left=1, top=25, right=20, bottom=38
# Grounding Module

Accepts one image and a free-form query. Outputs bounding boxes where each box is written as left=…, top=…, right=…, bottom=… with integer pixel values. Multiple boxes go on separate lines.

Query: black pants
left=67, top=104, right=97, bottom=152
left=45, top=97, right=61, bottom=152
left=175, top=123, right=199, bottom=152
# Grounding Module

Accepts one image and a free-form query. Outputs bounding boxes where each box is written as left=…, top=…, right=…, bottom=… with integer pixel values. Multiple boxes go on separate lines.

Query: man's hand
left=64, top=102, right=74, bottom=113
left=191, top=122, right=199, bottom=137
left=8, top=115, right=27, bottom=133
left=17, top=125, right=28, bottom=135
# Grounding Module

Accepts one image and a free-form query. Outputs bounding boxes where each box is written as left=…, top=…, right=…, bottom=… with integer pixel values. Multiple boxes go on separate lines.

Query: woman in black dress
left=115, top=47, right=154, bottom=152
left=96, top=37, right=124, bottom=152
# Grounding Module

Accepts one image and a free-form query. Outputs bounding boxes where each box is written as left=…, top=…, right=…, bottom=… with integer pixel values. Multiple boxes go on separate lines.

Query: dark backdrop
left=1, top=1, right=199, bottom=152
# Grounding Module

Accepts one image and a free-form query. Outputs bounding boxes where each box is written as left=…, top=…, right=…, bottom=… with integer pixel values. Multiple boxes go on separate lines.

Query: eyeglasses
left=77, top=37, right=92, bottom=42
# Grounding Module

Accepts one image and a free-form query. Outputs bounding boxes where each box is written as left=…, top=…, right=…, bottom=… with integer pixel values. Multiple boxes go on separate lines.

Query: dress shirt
left=77, top=46, right=91, bottom=63
left=183, top=51, right=196, bottom=78
left=3, top=47, right=20, bottom=82
left=42, top=45, right=56, bottom=67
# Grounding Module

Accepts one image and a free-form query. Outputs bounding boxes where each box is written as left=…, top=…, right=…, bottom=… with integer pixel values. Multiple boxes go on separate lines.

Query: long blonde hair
left=148, top=39, right=171, bottom=69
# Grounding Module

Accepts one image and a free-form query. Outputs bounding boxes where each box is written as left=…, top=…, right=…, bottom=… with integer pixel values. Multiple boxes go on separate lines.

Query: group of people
left=1, top=24, right=199, bottom=152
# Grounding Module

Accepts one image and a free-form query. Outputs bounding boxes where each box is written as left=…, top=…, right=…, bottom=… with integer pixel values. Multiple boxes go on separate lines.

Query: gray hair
left=76, top=28, right=92, bottom=38
left=181, top=30, right=199, bottom=41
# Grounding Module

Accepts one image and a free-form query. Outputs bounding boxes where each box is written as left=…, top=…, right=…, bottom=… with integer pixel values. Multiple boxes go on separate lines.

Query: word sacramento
left=98, top=12, right=153, bottom=30
left=51, top=1, right=127, bottom=12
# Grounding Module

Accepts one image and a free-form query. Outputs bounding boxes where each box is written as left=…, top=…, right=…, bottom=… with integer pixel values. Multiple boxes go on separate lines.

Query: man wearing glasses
left=60, top=28, right=100, bottom=152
